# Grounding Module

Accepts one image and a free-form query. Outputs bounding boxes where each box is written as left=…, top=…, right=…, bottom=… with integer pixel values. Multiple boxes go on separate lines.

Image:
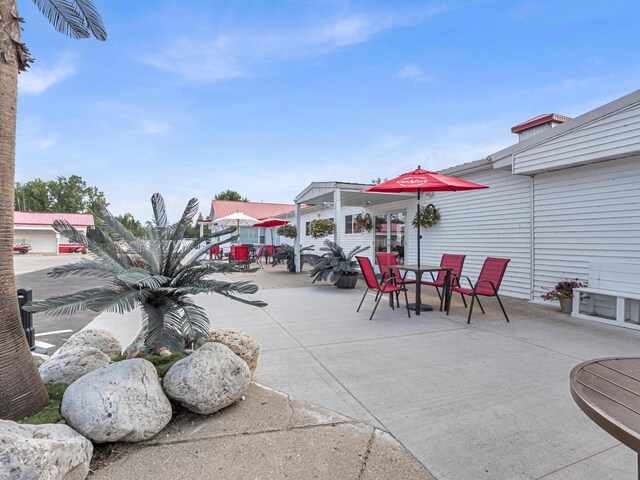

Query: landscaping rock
left=61, top=359, right=172, bottom=443
left=194, top=328, right=260, bottom=374
left=163, top=342, right=251, bottom=414
left=122, top=330, right=146, bottom=359
left=0, top=420, right=93, bottom=480
left=54, top=329, right=122, bottom=360
left=39, top=347, right=111, bottom=385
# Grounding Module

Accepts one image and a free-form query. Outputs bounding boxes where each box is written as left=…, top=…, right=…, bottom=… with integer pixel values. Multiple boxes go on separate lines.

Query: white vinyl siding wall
left=532, top=155, right=640, bottom=315
left=403, top=169, right=532, bottom=299
left=514, top=101, right=640, bottom=174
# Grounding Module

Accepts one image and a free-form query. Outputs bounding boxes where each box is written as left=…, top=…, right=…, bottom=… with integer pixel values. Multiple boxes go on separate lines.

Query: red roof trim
left=14, top=211, right=94, bottom=227
left=511, top=113, right=573, bottom=133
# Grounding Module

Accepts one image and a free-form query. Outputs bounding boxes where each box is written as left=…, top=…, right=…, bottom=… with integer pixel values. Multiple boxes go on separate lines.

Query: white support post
left=199, top=222, right=204, bottom=248
left=572, top=293, right=581, bottom=316
left=334, top=188, right=341, bottom=245
left=616, top=297, right=626, bottom=323
left=294, top=202, right=301, bottom=273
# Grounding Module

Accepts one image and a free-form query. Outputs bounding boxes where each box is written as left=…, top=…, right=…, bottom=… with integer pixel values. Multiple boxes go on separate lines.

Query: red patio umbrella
left=253, top=218, right=289, bottom=245
left=363, top=166, right=488, bottom=269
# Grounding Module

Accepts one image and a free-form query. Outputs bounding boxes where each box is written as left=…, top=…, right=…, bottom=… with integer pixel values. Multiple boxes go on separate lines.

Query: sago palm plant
left=309, top=240, right=369, bottom=284
left=25, top=194, right=266, bottom=354
left=271, top=244, right=316, bottom=272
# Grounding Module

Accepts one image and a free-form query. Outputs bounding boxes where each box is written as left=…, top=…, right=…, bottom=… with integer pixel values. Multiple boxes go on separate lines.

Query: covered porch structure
left=292, top=182, right=414, bottom=272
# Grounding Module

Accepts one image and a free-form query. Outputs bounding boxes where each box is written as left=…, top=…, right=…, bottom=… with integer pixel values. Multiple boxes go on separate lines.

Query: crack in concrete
left=145, top=419, right=358, bottom=448
left=356, top=428, right=376, bottom=480
left=286, top=394, right=295, bottom=429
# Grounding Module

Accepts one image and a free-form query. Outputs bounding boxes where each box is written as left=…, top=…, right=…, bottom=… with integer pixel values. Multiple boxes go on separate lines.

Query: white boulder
left=194, top=328, right=260, bottom=374
left=61, top=359, right=172, bottom=443
left=39, top=347, right=111, bottom=385
left=163, top=342, right=251, bottom=414
left=54, top=329, right=122, bottom=360
left=0, top=420, right=92, bottom=480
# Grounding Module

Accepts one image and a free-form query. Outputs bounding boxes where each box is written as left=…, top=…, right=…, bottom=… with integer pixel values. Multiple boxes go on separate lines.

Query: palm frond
left=116, top=270, right=170, bottom=289
left=32, top=0, right=89, bottom=39
left=24, top=287, right=128, bottom=316
left=151, top=193, right=168, bottom=228
left=48, top=259, right=119, bottom=279
left=74, top=0, right=107, bottom=40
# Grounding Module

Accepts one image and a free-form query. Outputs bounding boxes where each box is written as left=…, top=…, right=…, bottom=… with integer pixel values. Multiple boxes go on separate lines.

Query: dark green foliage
left=272, top=244, right=316, bottom=272
left=308, top=219, right=335, bottom=239
left=309, top=240, right=369, bottom=284
left=17, top=384, right=67, bottom=425
left=25, top=194, right=267, bottom=354
left=214, top=190, right=248, bottom=202
left=15, top=175, right=107, bottom=213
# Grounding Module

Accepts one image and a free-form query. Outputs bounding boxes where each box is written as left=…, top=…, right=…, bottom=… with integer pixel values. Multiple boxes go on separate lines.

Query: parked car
left=13, top=244, right=30, bottom=255
left=59, top=243, right=88, bottom=254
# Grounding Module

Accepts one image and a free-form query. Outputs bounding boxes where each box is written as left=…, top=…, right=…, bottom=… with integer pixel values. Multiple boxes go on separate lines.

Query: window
left=345, top=215, right=353, bottom=234
left=305, top=221, right=310, bottom=236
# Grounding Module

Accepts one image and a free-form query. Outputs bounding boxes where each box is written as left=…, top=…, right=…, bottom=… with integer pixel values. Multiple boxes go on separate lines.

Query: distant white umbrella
left=215, top=212, right=259, bottom=244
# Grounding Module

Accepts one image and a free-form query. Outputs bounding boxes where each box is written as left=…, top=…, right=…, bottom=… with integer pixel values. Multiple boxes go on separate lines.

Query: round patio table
left=570, top=357, right=640, bottom=479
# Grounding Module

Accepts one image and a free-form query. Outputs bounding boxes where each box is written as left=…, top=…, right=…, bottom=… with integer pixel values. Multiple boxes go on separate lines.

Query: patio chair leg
left=370, top=288, right=385, bottom=321
left=467, top=294, right=476, bottom=324
left=357, top=288, right=369, bottom=313
left=495, top=293, right=510, bottom=323
left=460, top=293, right=467, bottom=308
left=396, top=291, right=400, bottom=308
left=403, top=287, right=411, bottom=318
left=476, top=296, right=485, bottom=314
left=434, top=286, right=442, bottom=301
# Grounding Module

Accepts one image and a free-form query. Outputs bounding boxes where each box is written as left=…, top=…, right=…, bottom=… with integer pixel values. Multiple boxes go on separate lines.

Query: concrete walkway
left=92, top=383, right=432, bottom=479
left=89, top=266, right=640, bottom=479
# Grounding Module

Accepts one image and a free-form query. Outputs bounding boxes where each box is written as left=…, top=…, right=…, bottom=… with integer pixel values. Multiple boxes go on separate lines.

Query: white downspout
left=294, top=202, right=301, bottom=272
left=333, top=188, right=341, bottom=245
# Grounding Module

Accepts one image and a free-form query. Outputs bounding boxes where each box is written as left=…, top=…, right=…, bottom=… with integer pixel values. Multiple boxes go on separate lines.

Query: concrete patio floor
left=91, top=265, right=640, bottom=479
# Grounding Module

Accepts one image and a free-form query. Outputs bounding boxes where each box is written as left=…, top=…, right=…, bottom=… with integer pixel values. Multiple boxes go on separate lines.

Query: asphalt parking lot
left=14, top=254, right=109, bottom=354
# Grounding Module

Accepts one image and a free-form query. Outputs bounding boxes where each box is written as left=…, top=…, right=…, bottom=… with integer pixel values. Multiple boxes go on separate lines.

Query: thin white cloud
left=139, top=117, right=171, bottom=135
left=19, top=54, right=76, bottom=94
left=145, top=5, right=449, bottom=82
left=397, top=64, right=434, bottom=83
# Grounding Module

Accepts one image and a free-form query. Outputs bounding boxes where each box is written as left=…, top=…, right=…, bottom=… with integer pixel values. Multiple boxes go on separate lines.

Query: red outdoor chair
left=210, top=245, right=222, bottom=260
left=252, top=245, right=265, bottom=268
left=421, top=254, right=466, bottom=303
left=232, top=246, right=250, bottom=269
left=450, top=257, right=510, bottom=324
left=357, top=256, right=411, bottom=321
left=376, top=252, right=415, bottom=307
left=265, top=245, right=274, bottom=264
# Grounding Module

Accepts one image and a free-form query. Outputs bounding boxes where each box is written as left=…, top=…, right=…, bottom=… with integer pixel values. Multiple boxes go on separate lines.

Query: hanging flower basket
left=276, top=224, right=297, bottom=239
left=354, top=213, right=373, bottom=233
left=412, top=204, right=440, bottom=229
left=309, top=219, right=335, bottom=238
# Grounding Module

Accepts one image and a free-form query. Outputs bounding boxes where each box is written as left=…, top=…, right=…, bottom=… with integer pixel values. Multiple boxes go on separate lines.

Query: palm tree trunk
left=0, top=0, right=49, bottom=420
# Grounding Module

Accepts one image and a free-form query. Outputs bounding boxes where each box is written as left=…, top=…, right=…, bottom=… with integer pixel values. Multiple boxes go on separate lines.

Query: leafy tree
left=14, top=178, right=50, bottom=211
left=214, top=190, right=248, bottom=202
left=0, top=0, right=106, bottom=420
left=115, top=213, right=145, bottom=238
left=15, top=175, right=107, bottom=213
left=26, top=194, right=266, bottom=354
left=370, top=177, right=388, bottom=185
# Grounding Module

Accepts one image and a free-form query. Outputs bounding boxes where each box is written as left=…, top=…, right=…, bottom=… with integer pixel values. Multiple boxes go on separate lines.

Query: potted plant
left=354, top=213, right=373, bottom=233
left=309, top=240, right=370, bottom=288
left=276, top=224, right=297, bottom=239
left=541, top=279, right=586, bottom=313
left=309, top=219, right=335, bottom=238
left=272, top=244, right=317, bottom=272
left=412, top=204, right=440, bottom=229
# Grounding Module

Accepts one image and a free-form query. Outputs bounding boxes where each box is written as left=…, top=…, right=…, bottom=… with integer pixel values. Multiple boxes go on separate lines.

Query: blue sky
left=15, top=0, right=640, bottom=221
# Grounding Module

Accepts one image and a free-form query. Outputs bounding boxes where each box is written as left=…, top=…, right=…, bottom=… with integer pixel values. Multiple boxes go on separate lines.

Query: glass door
left=373, top=211, right=406, bottom=264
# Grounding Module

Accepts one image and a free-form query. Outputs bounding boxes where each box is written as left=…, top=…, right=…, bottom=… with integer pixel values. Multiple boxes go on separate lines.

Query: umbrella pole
left=417, top=189, right=421, bottom=269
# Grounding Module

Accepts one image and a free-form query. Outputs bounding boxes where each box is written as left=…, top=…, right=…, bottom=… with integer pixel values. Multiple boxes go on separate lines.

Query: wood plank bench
left=572, top=263, right=640, bottom=329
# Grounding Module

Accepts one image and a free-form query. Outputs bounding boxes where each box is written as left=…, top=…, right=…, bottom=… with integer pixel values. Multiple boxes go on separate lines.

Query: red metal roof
left=14, top=211, right=95, bottom=227
left=511, top=113, right=573, bottom=133
left=210, top=200, right=295, bottom=221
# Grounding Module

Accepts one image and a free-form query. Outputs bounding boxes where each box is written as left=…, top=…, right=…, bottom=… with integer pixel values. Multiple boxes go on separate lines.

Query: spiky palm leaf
left=32, top=0, right=107, bottom=40
left=25, top=194, right=266, bottom=354
left=309, top=240, right=370, bottom=284
left=271, top=244, right=317, bottom=272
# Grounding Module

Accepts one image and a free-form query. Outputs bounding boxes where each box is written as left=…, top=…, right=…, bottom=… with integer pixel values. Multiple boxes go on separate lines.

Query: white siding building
left=289, top=89, right=640, bottom=326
